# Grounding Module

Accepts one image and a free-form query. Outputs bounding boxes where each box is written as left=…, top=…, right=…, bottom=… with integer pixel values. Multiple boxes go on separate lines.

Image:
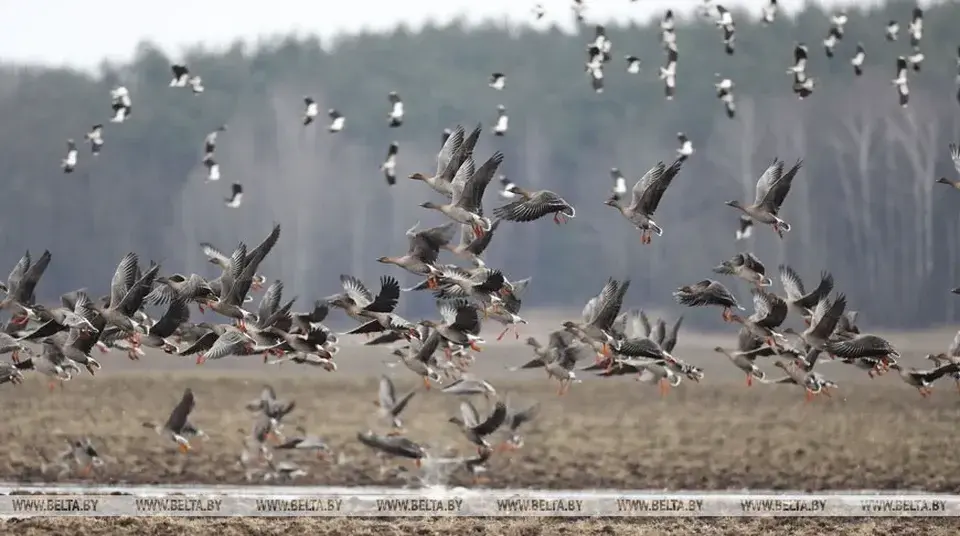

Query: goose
left=61, top=140, right=78, bottom=173
left=889, top=362, right=960, bottom=398
left=328, top=275, right=401, bottom=330
left=885, top=20, right=899, bottom=41
left=84, top=125, right=103, bottom=155
left=605, top=159, right=684, bottom=244
left=824, top=334, right=899, bottom=370
left=673, top=279, right=743, bottom=322
left=788, top=43, right=808, bottom=75
left=782, top=293, right=846, bottom=354
left=725, top=158, right=802, bottom=238
left=907, top=47, right=924, bottom=72
left=660, top=46, right=678, bottom=100
left=170, top=64, right=190, bottom=87
left=144, top=273, right=216, bottom=310
left=375, top=375, right=417, bottom=432
left=275, top=427, right=331, bottom=459
left=203, top=153, right=220, bottom=181
left=443, top=219, right=501, bottom=268
left=489, top=72, right=505, bottom=90
left=262, top=459, right=308, bottom=482
left=109, top=86, right=131, bottom=123
left=908, top=7, right=923, bottom=47
left=245, top=384, right=296, bottom=420
left=409, top=124, right=481, bottom=198
left=194, top=329, right=257, bottom=365
left=204, top=125, right=226, bottom=155
left=728, top=289, right=788, bottom=348
left=327, top=109, right=345, bottom=132
left=420, top=152, right=502, bottom=238
left=769, top=360, right=823, bottom=402
left=714, top=346, right=766, bottom=386
left=357, top=431, right=426, bottom=467
left=431, top=265, right=506, bottom=306
left=498, top=399, right=539, bottom=451
left=0, top=249, right=52, bottom=322
left=382, top=141, right=398, bottom=185
left=387, top=91, right=404, bottom=127
left=938, top=144, right=960, bottom=189
left=892, top=57, right=909, bottom=108
left=625, top=55, right=641, bottom=74
left=379, top=221, right=456, bottom=286
left=851, top=43, right=865, bottom=76
left=926, top=333, right=960, bottom=394
left=713, top=253, right=772, bottom=287
left=392, top=329, right=443, bottom=389
left=823, top=27, right=841, bottom=58
left=204, top=243, right=271, bottom=329
left=65, top=438, right=103, bottom=476
left=736, top=215, right=753, bottom=240
left=486, top=277, right=530, bottom=341
left=303, top=97, right=318, bottom=125
left=90, top=253, right=159, bottom=343
left=493, top=185, right=575, bottom=225
left=449, top=400, right=507, bottom=453
left=564, top=278, right=630, bottom=357
left=16, top=339, right=73, bottom=390
left=138, top=296, right=190, bottom=352
left=676, top=133, right=694, bottom=160
left=715, top=76, right=736, bottom=118
left=142, top=388, right=198, bottom=453
left=225, top=183, right=243, bottom=208
left=761, top=0, right=777, bottom=24
left=493, top=105, right=508, bottom=136
left=611, top=358, right=681, bottom=397
left=778, top=265, right=834, bottom=322
left=420, top=300, right=485, bottom=352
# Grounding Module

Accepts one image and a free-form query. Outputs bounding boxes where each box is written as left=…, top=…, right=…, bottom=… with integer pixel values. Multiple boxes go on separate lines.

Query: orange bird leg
left=746, top=374, right=753, bottom=387
left=497, top=327, right=509, bottom=341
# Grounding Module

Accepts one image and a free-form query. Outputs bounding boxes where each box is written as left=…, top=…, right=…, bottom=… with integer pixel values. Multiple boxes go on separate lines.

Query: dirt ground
left=4, top=518, right=959, bottom=536
left=2, top=337, right=960, bottom=491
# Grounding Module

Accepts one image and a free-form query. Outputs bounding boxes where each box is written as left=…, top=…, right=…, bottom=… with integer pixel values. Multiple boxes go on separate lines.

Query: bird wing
left=473, top=402, right=508, bottom=436
left=460, top=400, right=481, bottom=428
left=810, top=293, right=847, bottom=340
left=14, top=250, right=51, bottom=304
left=764, top=159, right=802, bottom=215
left=339, top=275, right=373, bottom=308
left=364, top=276, right=400, bottom=314
left=636, top=159, right=683, bottom=214
left=435, top=126, right=465, bottom=179
left=164, top=388, right=195, bottom=433
left=257, top=281, right=284, bottom=327
left=493, top=191, right=571, bottom=222
left=456, top=152, right=504, bottom=214
left=742, top=253, right=765, bottom=275
left=450, top=301, right=482, bottom=333
left=778, top=264, right=806, bottom=302
left=752, top=159, right=784, bottom=207
left=149, top=297, right=190, bottom=338
left=5, top=251, right=30, bottom=298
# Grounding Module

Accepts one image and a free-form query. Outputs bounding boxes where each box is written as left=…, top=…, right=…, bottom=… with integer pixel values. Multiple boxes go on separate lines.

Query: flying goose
left=908, top=7, right=923, bottom=47
left=420, top=152, right=502, bottom=238
left=391, top=329, right=443, bottom=389
left=564, top=278, right=630, bottom=358
left=533, top=3, right=545, bottom=19
left=493, top=185, right=575, bottom=225
left=449, top=400, right=507, bottom=453
left=142, top=388, right=198, bottom=453
left=778, top=265, right=834, bottom=321
left=715, top=5, right=736, bottom=55
left=611, top=168, right=627, bottom=196
left=382, top=141, right=398, bottom=185
left=714, top=253, right=772, bottom=287
left=188, top=75, right=204, bottom=94
left=61, top=140, right=78, bottom=173
left=782, top=293, right=846, bottom=354
left=357, top=431, right=426, bottom=467
left=890, top=362, right=960, bottom=398
left=203, top=153, right=220, bottom=181
left=225, top=183, right=243, bottom=207
left=604, top=159, right=684, bottom=244
left=489, top=72, right=505, bottom=90
left=441, top=376, right=497, bottom=399
left=925, top=332, right=960, bottom=394
left=375, top=375, right=417, bottom=432
left=443, top=219, right=501, bottom=268
left=203, top=125, right=226, bottom=155
left=673, top=279, right=743, bottom=322
left=824, top=334, right=899, bottom=370
left=736, top=215, right=753, bottom=240
left=498, top=399, right=539, bottom=451
left=420, top=299, right=485, bottom=352
left=486, top=277, right=530, bottom=340
left=409, top=124, right=481, bottom=197
left=327, top=109, right=345, bottom=132
left=378, top=221, right=456, bottom=286
left=387, top=91, right=404, bottom=127
left=0, top=249, right=52, bottom=322
left=714, top=346, right=766, bottom=386
left=725, top=158, right=802, bottom=238
left=907, top=47, right=924, bottom=72
left=729, top=289, right=789, bottom=348
left=303, top=97, right=318, bottom=126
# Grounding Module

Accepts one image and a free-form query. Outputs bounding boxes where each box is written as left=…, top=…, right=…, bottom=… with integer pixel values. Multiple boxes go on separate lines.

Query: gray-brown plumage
left=142, top=388, right=198, bottom=453
left=713, top=253, right=773, bottom=287
left=376, top=375, right=417, bottom=430
left=357, top=430, right=426, bottom=466
left=493, top=186, right=575, bottom=224
left=378, top=222, right=458, bottom=284
left=449, top=400, right=507, bottom=452
left=604, top=158, right=684, bottom=244
left=0, top=250, right=52, bottom=322
left=729, top=288, right=788, bottom=347
left=889, top=362, right=960, bottom=397
left=673, top=279, right=743, bottom=322
left=725, top=158, right=802, bottom=239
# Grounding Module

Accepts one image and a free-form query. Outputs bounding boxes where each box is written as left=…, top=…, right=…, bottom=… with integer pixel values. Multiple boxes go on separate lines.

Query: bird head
left=604, top=196, right=620, bottom=207
left=725, top=200, right=742, bottom=209
left=419, top=201, right=439, bottom=210
left=408, top=173, right=426, bottom=181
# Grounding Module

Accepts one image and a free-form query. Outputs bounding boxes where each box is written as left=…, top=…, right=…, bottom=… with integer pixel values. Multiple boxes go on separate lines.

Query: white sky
left=0, top=0, right=864, bottom=69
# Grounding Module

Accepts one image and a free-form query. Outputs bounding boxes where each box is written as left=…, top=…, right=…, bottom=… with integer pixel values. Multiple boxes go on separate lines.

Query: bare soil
left=3, top=518, right=959, bottom=536
left=1, top=342, right=959, bottom=491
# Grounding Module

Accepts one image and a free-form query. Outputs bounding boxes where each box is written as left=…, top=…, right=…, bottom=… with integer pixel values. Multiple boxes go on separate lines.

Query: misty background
left=0, top=0, right=958, bottom=330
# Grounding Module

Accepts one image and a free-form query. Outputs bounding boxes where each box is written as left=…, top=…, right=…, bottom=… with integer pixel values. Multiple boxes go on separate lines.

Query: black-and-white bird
left=885, top=20, right=899, bottom=42
left=661, top=46, right=678, bottom=100
left=662, top=27, right=677, bottom=51
left=303, top=97, right=318, bottom=126
left=792, top=72, right=816, bottom=99
left=110, top=86, right=131, bottom=123
left=611, top=168, right=627, bottom=196
left=381, top=142, right=398, bottom=185
left=533, top=4, right=545, bottom=20
left=908, top=7, right=923, bottom=47
left=587, top=64, right=604, bottom=94
left=170, top=65, right=190, bottom=87
left=61, top=139, right=77, bottom=173
left=761, top=0, right=777, bottom=25
left=625, top=55, right=641, bottom=74
left=203, top=154, right=220, bottom=181
left=893, top=56, right=910, bottom=108
left=736, top=215, right=753, bottom=240
left=907, top=47, right=925, bottom=72
left=572, top=0, right=586, bottom=23
left=715, top=5, right=736, bottom=55
left=830, top=11, right=848, bottom=39
left=494, top=105, right=508, bottom=136
left=591, top=25, right=612, bottom=62
left=328, top=109, right=345, bottom=132
left=788, top=43, right=808, bottom=75
left=225, top=183, right=243, bottom=208
left=851, top=43, right=866, bottom=76
left=188, top=76, right=204, bottom=95
left=85, top=125, right=104, bottom=155
left=661, top=9, right=676, bottom=46
left=388, top=92, right=404, bottom=127
left=489, top=73, right=505, bottom=91
left=204, top=125, right=226, bottom=155
left=715, top=77, right=736, bottom=118
left=824, top=27, right=841, bottom=58
left=676, top=133, right=694, bottom=160
left=498, top=175, right=519, bottom=199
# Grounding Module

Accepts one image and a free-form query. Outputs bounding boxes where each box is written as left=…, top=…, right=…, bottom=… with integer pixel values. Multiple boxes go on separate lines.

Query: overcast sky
left=1, top=0, right=865, bottom=69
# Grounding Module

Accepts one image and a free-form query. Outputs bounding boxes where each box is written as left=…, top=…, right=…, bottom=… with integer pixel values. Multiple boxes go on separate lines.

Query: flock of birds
left=24, top=1, right=960, bottom=484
